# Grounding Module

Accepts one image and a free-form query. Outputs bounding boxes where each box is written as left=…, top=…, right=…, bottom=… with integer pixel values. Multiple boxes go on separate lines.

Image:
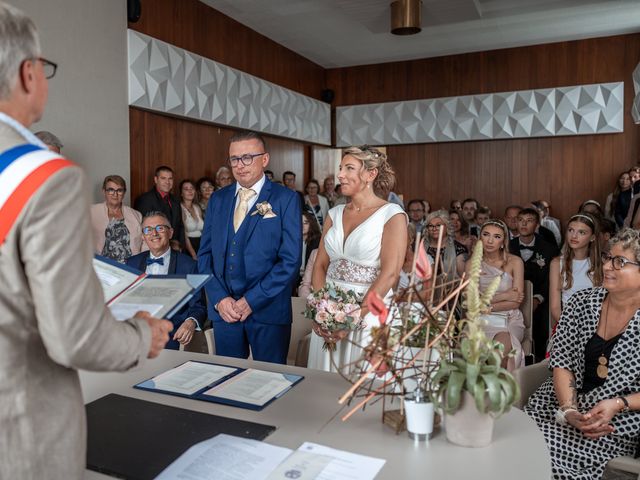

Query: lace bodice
left=324, top=203, right=406, bottom=294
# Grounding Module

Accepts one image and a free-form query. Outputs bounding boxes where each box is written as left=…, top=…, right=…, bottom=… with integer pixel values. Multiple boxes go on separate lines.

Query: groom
left=198, top=131, right=301, bottom=364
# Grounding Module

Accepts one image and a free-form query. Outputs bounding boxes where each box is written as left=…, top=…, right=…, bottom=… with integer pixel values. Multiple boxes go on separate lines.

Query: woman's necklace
left=107, top=205, right=122, bottom=219
left=597, top=299, right=634, bottom=379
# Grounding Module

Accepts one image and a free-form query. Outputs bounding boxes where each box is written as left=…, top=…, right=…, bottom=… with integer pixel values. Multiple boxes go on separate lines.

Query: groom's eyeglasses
left=142, top=225, right=171, bottom=235
left=228, top=153, right=265, bottom=167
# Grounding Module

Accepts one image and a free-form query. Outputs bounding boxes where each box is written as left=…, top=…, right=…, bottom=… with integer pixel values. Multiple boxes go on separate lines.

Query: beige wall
left=12, top=0, right=130, bottom=202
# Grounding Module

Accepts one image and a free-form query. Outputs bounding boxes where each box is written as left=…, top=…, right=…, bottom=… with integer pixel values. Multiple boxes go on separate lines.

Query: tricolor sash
left=0, top=144, right=74, bottom=245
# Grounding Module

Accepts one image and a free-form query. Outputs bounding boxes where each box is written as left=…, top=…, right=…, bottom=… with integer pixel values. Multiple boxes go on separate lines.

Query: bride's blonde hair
left=342, top=146, right=396, bottom=199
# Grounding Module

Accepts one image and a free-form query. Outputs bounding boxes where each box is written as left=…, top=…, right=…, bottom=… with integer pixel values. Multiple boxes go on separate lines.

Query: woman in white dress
left=308, top=146, right=407, bottom=373
left=549, top=213, right=603, bottom=328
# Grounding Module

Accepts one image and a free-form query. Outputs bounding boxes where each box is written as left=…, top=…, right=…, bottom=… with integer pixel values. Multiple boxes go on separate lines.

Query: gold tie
left=233, top=188, right=256, bottom=232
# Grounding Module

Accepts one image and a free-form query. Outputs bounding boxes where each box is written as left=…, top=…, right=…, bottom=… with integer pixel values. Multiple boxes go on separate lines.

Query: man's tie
left=234, top=188, right=256, bottom=232
left=146, top=257, right=164, bottom=266
left=519, top=245, right=533, bottom=252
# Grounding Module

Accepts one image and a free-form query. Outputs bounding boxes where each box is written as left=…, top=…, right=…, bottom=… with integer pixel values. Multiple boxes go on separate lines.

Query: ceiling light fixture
left=390, top=0, right=422, bottom=36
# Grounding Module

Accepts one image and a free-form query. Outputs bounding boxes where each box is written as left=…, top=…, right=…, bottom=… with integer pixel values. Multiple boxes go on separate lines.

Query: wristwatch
left=617, top=397, right=630, bottom=413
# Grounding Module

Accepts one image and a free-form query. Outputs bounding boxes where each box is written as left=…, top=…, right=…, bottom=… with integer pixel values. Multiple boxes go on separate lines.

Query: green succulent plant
left=431, top=242, right=520, bottom=416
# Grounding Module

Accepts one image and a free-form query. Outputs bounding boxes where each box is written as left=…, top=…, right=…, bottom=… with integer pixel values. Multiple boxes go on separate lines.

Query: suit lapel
left=138, top=252, right=149, bottom=272
left=244, top=180, right=273, bottom=241
left=168, top=250, right=178, bottom=274
left=218, top=186, right=236, bottom=256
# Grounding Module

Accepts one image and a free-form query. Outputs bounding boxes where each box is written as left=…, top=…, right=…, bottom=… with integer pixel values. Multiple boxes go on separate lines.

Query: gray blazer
left=0, top=121, right=151, bottom=479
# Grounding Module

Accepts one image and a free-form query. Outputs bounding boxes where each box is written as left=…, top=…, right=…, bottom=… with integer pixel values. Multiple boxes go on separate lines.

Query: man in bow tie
left=199, top=131, right=301, bottom=364
left=127, top=212, right=206, bottom=349
left=509, top=207, right=559, bottom=361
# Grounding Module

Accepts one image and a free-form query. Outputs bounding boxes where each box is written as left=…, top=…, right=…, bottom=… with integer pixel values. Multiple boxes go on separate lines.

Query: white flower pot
left=404, top=399, right=435, bottom=441
left=444, top=391, right=494, bottom=447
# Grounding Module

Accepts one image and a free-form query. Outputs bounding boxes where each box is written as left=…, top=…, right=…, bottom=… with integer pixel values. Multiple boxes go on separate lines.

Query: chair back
left=520, top=280, right=534, bottom=357
left=289, top=296, right=312, bottom=366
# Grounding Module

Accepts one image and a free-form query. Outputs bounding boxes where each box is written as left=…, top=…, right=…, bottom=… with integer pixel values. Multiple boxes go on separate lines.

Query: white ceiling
left=199, top=0, right=640, bottom=68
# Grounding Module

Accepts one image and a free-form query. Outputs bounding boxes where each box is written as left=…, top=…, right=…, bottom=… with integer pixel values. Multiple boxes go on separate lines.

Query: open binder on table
left=134, top=360, right=304, bottom=411
left=92, top=254, right=211, bottom=321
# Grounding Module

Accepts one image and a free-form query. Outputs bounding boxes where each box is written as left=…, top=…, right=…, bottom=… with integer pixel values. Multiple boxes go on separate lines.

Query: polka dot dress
left=525, top=288, right=640, bottom=480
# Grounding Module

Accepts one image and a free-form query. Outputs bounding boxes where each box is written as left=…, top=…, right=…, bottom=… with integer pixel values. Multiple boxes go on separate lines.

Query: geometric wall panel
left=128, top=30, right=331, bottom=145
left=632, top=63, right=640, bottom=124
left=336, top=82, right=624, bottom=147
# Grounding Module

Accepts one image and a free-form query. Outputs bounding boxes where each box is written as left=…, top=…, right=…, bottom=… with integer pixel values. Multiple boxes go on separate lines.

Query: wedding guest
left=462, top=198, right=480, bottom=236
left=604, top=172, right=632, bottom=227
left=304, top=179, right=329, bottom=227
left=127, top=212, right=206, bottom=350
left=450, top=199, right=462, bottom=211
left=549, top=213, right=602, bottom=328
left=300, top=211, right=321, bottom=285
left=196, top=176, right=215, bottom=215
left=533, top=200, right=561, bottom=247
left=180, top=179, right=204, bottom=259
left=630, top=166, right=640, bottom=184
left=476, top=206, right=491, bottom=227
left=406, top=198, right=427, bottom=233
left=283, top=170, right=305, bottom=207
left=333, top=184, right=348, bottom=205
left=450, top=209, right=475, bottom=255
left=322, top=176, right=337, bottom=207
left=264, top=169, right=274, bottom=181
left=90, top=175, right=143, bottom=263
left=134, top=166, right=184, bottom=249
left=424, top=210, right=466, bottom=279
left=525, top=228, right=640, bottom=480
left=599, top=218, right=616, bottom=253
left=509, top=207, right=559, bottom=360
left=215, top=165, right=233, bottom=189
left=397, top=224, right=432, bottom=296
left=579, top=199, right=604, bottom=218
left=34, top=130, right=62, bottom=153
left=471, top=220, right=525, bottom=371
left=298, top=249, right=318, bottom=299
left=503, top=205, right=522, bottom=240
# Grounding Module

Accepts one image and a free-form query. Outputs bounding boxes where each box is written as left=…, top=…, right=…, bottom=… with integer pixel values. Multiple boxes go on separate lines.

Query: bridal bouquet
left=305, top=283, right=363, bottom=351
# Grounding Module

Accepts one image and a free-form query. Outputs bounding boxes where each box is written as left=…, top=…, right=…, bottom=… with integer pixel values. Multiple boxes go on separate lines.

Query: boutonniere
left=251, top=201, right=277, bottom=218
left=534, top=253, right=546, bottom=268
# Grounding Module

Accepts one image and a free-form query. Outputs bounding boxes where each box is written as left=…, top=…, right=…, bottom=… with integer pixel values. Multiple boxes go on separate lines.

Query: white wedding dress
left=307, top=203, right=406, bottom=373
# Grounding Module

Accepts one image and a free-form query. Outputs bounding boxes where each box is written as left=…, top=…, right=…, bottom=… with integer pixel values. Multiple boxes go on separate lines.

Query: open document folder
left=92, top=255, right=212, bottom=321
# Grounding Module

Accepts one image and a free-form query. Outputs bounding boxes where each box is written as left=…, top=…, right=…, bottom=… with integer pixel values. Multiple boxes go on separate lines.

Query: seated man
left=127, top=211, right=206, bottom=350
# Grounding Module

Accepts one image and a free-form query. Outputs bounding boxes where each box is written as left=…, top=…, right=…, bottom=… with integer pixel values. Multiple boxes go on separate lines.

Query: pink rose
left=318, top=300, right=329, bottom=312
left=326, top=300, right=338, bottom=314
left=334, top=311, right=346, bottom=323
left=315, top=311, right=329, bottom=325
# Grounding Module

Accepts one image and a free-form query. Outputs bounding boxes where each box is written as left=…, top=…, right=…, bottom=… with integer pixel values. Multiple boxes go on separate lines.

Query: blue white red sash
left=0, top=144, right=74, bottom=245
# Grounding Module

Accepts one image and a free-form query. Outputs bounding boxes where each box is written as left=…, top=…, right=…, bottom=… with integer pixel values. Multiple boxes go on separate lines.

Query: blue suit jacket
left=127, top=250, right=207, bottom=349
left=198, top=179, right=302, bottom=325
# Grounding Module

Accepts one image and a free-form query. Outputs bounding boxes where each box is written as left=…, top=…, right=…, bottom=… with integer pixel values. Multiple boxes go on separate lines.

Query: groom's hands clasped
left=217, top=297, right=253, bottom=322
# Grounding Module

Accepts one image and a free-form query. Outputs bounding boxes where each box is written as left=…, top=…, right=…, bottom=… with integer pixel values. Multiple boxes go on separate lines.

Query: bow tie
left=519, top=245, right=534, bottom=252
left=146, top=257, right=165, bottom=266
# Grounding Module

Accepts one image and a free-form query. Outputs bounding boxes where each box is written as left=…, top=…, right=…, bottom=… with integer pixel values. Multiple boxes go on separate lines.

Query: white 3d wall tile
left=336, top=83, right=624, bottom=147
left=632, top=63, right=640, bottom=124
left=128, top=30, right=331, bottom=145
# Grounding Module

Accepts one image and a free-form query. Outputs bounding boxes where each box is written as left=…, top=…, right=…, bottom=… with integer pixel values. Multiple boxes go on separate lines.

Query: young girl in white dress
left=549, top=213, right=603, bottom=328
left=307, top=146, right=407, bottom=373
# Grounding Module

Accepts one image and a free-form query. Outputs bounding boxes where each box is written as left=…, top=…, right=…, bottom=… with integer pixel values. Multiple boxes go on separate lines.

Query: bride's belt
left=327, top=258, right=380, bottom=287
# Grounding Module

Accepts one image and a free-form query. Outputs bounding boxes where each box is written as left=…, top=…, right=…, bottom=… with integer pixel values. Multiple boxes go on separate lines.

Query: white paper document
left=265, top=451, right=333, bottom=480
left=109, top=302, right=163, bottom=322
left=150, top=361, right=238, bottom=395
left=297, top=442, right=386, bottom=480
left=155, top=434, right=292, bottom=480
left=92, top=257, right=141, bottom=303
left=203, top=369, right=294, bottom=406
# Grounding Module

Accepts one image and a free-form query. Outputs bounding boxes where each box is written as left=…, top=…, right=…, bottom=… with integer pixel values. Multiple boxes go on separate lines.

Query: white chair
left=289, top=296, right=311, bottom=367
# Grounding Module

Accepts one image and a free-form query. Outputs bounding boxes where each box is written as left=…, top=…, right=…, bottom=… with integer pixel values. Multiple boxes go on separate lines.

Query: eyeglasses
left=426, top=224, right=443, bottom=230
left=142, top=224, right=171, bottom=235
left=602, top=253, right=640, bottom=270
left=105, top=187, right=125, bottom=195
left=228, top=153, right=265, bottom=167
left=32, top=57, right=57, bottom=79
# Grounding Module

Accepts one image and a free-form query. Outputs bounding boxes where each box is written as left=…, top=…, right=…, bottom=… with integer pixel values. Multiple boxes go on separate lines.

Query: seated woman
left=196, top=176, right=215, bottom=216
left=90, top=175, right=143, bottom=263
left=525, top=228, right=640, bottom=480
left=424, top=210, right=466, bottom=279
left=470, top=220, right=525, bottom=371
left=180, top=179, right=204, bottom=259
left=549, top=213, right=603, bottom=329
left=298, top=211, right=321, bottom=293
left=304, top=179, right=329, bottom=227
left=450, top=209, right=476, bottom=257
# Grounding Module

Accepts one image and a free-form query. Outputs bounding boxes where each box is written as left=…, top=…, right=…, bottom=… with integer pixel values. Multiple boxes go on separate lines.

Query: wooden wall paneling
left=327, top=34, right=640, bottom=223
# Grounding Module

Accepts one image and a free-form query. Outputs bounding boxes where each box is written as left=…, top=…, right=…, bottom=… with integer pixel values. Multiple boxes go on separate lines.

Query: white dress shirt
left=234, top=174, right=266, bottom=212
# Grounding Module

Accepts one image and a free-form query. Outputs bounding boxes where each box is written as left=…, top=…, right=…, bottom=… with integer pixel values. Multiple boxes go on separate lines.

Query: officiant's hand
left=234, top=297, right=252, bottom=321
left=218, top=297, right=242, bottom=323
left=136, top=312, right=173, bottom=358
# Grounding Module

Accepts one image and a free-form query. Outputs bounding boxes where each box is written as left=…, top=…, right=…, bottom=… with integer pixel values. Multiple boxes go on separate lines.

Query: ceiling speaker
left=128, top=0, right=141, bottom=23
left=391, top=0, right=422, bottom=36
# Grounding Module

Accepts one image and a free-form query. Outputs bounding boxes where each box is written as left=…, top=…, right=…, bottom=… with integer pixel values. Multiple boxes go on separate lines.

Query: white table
left=81, top=350, right=551, bottom=479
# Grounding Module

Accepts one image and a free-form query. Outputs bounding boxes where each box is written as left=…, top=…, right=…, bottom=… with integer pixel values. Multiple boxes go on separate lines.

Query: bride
left=307, top=146, right=407, bottom=373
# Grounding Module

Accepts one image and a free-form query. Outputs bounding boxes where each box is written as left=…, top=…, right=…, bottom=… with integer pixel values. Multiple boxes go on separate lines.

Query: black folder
left=86, top=393, right=276, bottom=480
